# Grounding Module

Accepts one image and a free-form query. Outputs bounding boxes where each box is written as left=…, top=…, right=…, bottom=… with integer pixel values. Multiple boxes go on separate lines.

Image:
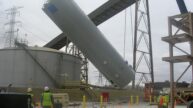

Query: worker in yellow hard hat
left=27, top=87, right=35, bottom=108
left=41, top=86, right=54, bottom=108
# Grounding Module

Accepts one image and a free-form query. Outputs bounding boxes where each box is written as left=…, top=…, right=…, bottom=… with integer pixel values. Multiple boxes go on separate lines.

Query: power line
left=16, top=32, right=37, bottom=46
left=9, top=16, right=49, bottom=45
left=21, top=26, right=48, bottom=43
left=19, top=16, right=53, bottom=39
left=123, top=9, right=127, bottom=59
left=130, top=6, right=134, bottom=49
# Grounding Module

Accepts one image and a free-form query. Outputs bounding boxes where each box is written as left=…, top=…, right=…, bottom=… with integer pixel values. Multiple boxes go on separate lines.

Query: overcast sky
left=0, top=0, right=193, bottom=86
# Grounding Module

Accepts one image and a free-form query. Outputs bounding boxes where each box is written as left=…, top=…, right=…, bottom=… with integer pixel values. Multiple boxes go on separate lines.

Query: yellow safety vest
left=163, top=95, right=169, bottom=106
left=165, top=95, right=169, bottom=103
left=42, top=92, right=53, bottom=106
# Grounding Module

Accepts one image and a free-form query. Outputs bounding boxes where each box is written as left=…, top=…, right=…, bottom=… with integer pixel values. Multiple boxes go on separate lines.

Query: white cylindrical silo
left=43, top=0, right=135, bottom=87
left=0, top=47, right=81, bottom=88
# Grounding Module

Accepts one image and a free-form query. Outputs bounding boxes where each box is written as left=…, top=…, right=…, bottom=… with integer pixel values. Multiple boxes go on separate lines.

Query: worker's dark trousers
left=42, top=106, right=52, bottom=108
left=158, top=105, right=168, bottom=108
left=157, top=105, right=162, bottom=108
left=162, top=105, right=168, bottom=108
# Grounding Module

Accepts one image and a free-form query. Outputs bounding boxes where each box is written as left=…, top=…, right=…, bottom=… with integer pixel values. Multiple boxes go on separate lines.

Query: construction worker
left=163, top=92, right=169, bottom=108
left=157, top=91, right=164, bottom=108
left=41, top=86, right=54, bottom=108
left=27, top=88, right=35, bottom=108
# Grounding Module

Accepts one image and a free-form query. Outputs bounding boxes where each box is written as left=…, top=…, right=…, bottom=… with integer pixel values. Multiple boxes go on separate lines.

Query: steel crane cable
left=123, top=9, right=127, bottom=59
left=123, top=7, right=134, bottom=59
left=130, top=6, right=134, bottom=50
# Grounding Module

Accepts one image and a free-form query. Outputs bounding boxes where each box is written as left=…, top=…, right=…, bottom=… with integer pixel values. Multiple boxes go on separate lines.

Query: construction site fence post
left=100, top=95, right=103, bottom=108
left=82, top=95, right=86, bottom=108
left=136, top=96, right=139, bottom=104
left=154, top=96, right=157, bottom=104
left=130, top=95, right=133, bottom=105
left=149, top=95, right=152, bottom=104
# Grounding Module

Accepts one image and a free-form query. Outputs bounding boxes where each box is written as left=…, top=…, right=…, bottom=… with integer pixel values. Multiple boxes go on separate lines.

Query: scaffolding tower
left=162, top=13, right=193, bottom=108
left=62, top=38, right=88, bottom=84
left=133, top=0, right=154, bottom=88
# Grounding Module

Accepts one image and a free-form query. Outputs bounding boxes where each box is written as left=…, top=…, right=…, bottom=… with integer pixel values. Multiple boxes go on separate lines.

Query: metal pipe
left=176, top=0, right=188, bottom=14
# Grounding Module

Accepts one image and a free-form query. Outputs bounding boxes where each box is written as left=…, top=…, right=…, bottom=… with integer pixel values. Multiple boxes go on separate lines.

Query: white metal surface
left=43, top=0, right=135, bottom=87
left=0, top=47, right=81, bottom=88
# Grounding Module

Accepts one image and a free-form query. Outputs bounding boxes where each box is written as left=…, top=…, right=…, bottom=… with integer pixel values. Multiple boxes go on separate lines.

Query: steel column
left=162, top=13, right=193, bottom=108
left=133, top=0, right=154, bottom=88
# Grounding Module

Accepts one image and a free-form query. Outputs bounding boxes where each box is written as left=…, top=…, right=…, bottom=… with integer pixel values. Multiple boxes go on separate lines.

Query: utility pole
left=4, top=6, right=22, bottom=47
left=133, top=0, right=154, bottom=88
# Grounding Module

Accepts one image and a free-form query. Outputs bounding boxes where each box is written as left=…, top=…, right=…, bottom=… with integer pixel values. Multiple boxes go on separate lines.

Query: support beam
left=162, top=13, right=193, bottom=108
left=162, top=33, right=192, bottom=44
left=170, top=19, right=190, bottom=33
left=176, top=0, right=188, bottom=14
left=162, top=55, right=193, bottom=63
left=44, top=33, right=69, bottom=49
left=89, top=0, right=137, bottom=25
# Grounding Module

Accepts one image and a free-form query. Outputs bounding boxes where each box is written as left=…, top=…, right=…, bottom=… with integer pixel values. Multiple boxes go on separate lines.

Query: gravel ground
left=68, top=102, right=187, bottom=108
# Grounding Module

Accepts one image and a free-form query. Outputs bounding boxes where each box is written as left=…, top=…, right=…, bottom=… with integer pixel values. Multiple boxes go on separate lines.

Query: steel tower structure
left=133, top=0, right=154, bottom=88
left=162, top=13, right=193, bottom=108
left=4, top=6, right=22, bottom=47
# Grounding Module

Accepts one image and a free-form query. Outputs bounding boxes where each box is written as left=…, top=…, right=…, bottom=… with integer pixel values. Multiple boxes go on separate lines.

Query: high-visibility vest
left=165, top=95, right=169, bottom=103
left=159, top=96, right=164, bottom=105
left=163, top=95, right=169, bottom=106
left=42, top=92, right=53, bottom=106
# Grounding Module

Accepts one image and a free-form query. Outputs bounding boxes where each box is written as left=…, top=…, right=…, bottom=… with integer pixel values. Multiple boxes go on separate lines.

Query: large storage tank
left=43, top=0, right=135, bottom=88
left=0, top=47, right=82, bottom=88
